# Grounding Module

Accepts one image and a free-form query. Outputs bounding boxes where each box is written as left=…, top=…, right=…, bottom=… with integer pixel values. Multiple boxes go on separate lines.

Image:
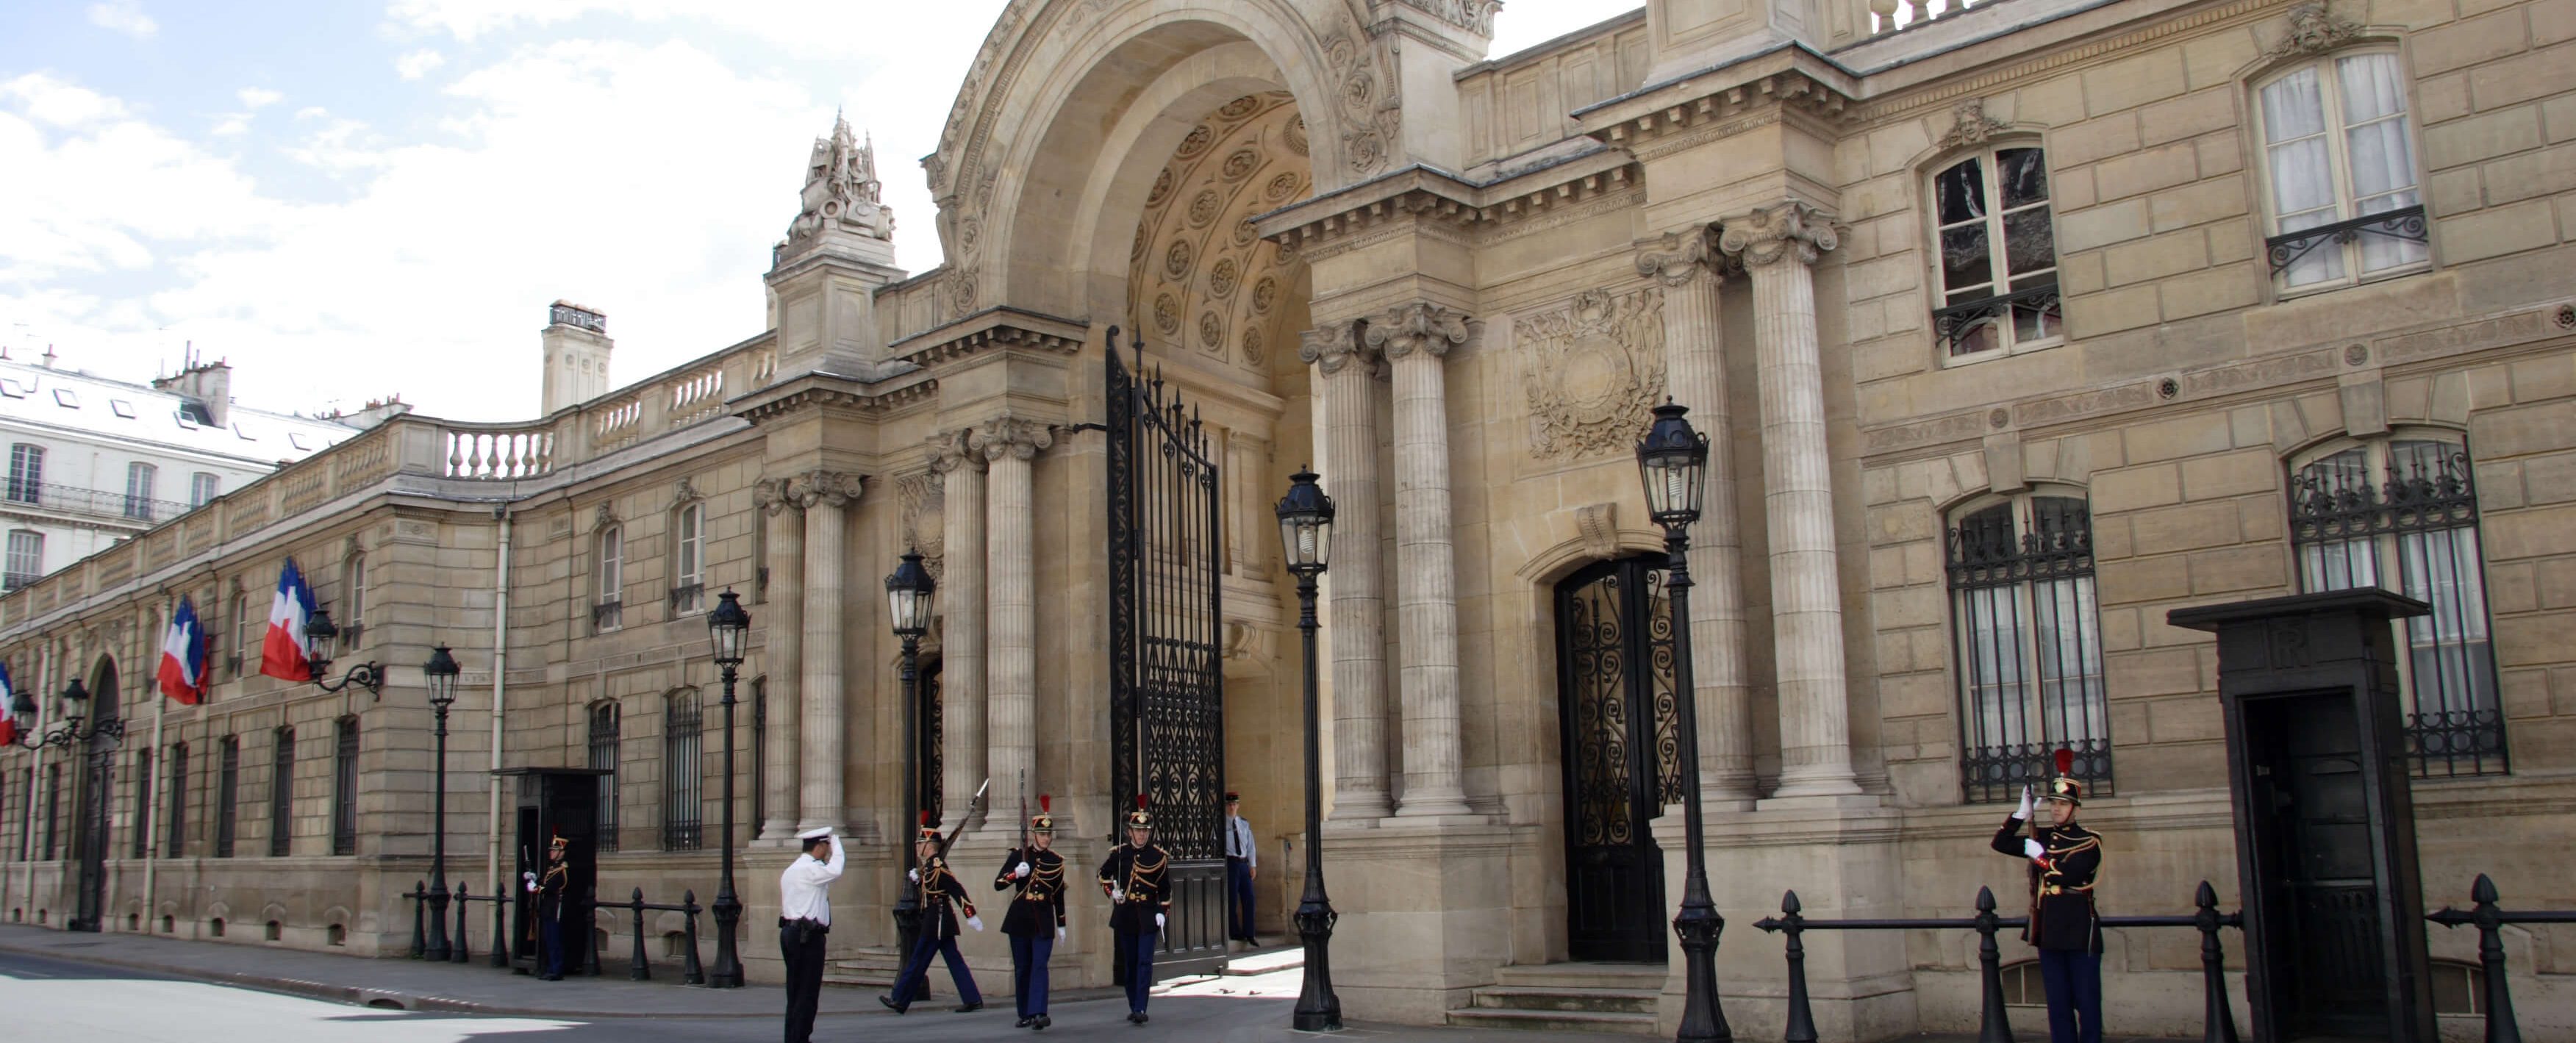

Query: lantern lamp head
left=1635, top=399, right=1709, bottom=529
left=1274, top=467, right=1335, bottom=577
left=884, top=549, right=936, bottom=639
left=707, top=589, right=751, bottom=667
left=422, top=644, right=461, bottom=709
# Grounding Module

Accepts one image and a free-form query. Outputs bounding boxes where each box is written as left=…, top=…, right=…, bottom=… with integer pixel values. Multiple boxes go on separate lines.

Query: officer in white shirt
left=780, top=827, right=844, bottom=1043
left=1223, top=792, right=1257, bottom=945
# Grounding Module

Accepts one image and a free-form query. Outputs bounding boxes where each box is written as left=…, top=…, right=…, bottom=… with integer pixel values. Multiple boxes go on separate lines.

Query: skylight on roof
left=0, top=381, right=25, bottom=398
left=234, top=423, right=255, bottom=440
left=174, top=410, right=198, bottom=429
left=287, top=433, right=311, bottom=450
left=52, top=388, right=78, bottom=408
left=110, top=399, right=135, bottom=418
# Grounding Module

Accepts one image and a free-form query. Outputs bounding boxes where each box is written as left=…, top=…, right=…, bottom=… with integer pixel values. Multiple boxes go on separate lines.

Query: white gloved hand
left=2023, top=838, right=2046, bottom=860
left=1015, top=861, right=1032, bottom=878
left=2014, top=786, right=2033, bottom=821
left=907, top=869, right=920, bottom=883
left=1110, top=886, right=1125, bottom=902
left=967, top=915, right=984, bottom=932
left=523, top=871, right=538, bottom=893
left=1056, top=926, right=1067, bottom=941
left=1154, top=913, right=1165, bottom=931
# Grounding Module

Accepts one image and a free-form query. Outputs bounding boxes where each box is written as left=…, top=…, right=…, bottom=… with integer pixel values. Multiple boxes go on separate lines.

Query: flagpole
left=144, top=598, right=172, bottom=935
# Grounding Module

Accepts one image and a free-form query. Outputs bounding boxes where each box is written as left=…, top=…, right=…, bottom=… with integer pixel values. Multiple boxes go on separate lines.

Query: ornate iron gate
left=1106, top=327, right=1227, bottom=979
left=1556, top=557, right=1681, bottom=963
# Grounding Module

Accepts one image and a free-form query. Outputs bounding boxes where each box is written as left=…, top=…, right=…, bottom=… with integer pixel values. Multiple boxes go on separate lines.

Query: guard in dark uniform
left=884, top=816, right=985, bottom=1014
left=524, top=833, right=573, bottom=980
left=995, top=794, right=1068, bottom=1031
left=1991, top=750, right=2104, bottom=1043
left=1097, top=796, right=1170, bottom=1025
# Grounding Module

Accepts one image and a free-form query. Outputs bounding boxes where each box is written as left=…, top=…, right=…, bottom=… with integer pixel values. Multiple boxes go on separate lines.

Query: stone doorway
left=1554, top=556, right=1679, bottom=964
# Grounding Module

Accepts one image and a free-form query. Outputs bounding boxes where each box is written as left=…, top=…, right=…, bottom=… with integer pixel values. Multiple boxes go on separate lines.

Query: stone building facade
left=4, top=0, right=2575, bottom=1036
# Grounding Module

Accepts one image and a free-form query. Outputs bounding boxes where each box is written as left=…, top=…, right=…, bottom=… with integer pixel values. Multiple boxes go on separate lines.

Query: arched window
left=662, top=691, right=702, bottom=850
left=2253, top=50, right=2429, bottom=293
left=268, top=726, right=295, bottom=858
left=588, top=702, right=620, bottom=853
left=1947, top=491, right=2110, bottom=802
left=669, top=504, right=706, bottom=615
left=594, top=524, right=624, bottom=632
left=2291, top=433, right=2501, bottom=775
left=1930, top=145, right=2061, bottom=362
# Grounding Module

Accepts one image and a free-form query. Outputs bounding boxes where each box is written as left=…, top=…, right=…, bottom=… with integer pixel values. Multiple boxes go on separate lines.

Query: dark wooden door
left=1556, top=557, right=1679, bottom=964
left=2250, top=692, right=2386, bottom=1039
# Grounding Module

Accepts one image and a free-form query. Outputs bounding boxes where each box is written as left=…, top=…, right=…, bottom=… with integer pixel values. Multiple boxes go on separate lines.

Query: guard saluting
left=995, top=794, right=1069, bottom=1030
left=884, top=814, right=986, bottom=1014
left=1098, top=795, right=1170, bottom=1025
left=1991, top=750, right=2104, bottom=1043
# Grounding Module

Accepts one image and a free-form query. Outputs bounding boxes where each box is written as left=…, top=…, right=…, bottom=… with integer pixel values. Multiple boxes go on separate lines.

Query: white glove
left=1154, top=913, right=1165, bottom=931
left=2014, top=786, right=2033, bottom=821
left=523, top=871, right=537, bottom=893
left=907, top=869, right=920, bottom=883
left=1109, top=886, right=1125, bottom=902
left=2023, top=838, right=2046, bottom=860
left=1014, top=861, right=1032, bottom=878
left=1056, top=926, right=1066, bottom=941
left=967, top=915, right=984, bottom=932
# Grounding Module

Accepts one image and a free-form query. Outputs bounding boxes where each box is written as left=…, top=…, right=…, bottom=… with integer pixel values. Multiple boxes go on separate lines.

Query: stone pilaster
left=791, top=470, right=865, bottom=831
left=754, top=478, right=804, bottom=841
left=1636, top=228, right=1759, bottom=806
left=927, top=431, right=988, bottom=834
left=971, top=417, right=1052, bottom=823
left=1299, top=320, right=1392, bottom=820
left=1719, top=201, right=1862, bottom=799
left=1365, top=303, right=1473, bottom=818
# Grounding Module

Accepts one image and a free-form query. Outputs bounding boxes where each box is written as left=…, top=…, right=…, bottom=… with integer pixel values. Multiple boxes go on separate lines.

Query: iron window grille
left=44, top=763, right=60, bottom=860
left=216, top=737, right=238, bottom=858
left=667, top=583, right=704, bottom=616
left=167, top=742, right=188, bottom=859
left=588, top=703, right=620, bottom=853
left=130, top=748, right=154, bottom=859
left=331, top=718, right=359, bottom=856
left=269, top=728, right=294, bottom=858
left=662, top=693, right=703, bottom=850
left=1931, top=146, right=2062, bottom=362
left=1948, top=495, right=2113, bottom=803
left=593, top=601, right=623, bottom=632
left=749, top=679, right=765, bottom=834
left=2292, top=438, right=2505, bottom=776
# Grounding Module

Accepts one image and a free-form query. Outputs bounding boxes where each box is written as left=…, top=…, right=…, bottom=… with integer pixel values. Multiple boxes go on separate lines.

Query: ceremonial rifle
left=919, top=778, right=991, bottom=908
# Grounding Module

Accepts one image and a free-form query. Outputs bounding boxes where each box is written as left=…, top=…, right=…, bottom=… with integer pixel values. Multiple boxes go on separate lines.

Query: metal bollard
left=1974, top=886, right=2014, bottom=1043
left=1778, top=890, right=1817, bottom=1043
left=681, top=890, right=705, bottom=986
left=409, top=881, right=426, bottom=959
left=585, top=892, right=605, bottom=977
left=2192, top=881, right=2240, bottom=1043
left=490, top=893, right=510, bottom=969
left=454, top=883, right=472, bottom=964
left=2468, top=875, right=2522, bottom=1043
left=629, top=888, right=651, bottom=981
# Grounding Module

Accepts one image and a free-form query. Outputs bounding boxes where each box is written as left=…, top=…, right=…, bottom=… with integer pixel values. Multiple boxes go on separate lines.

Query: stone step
left=1490, top=962, right=1667, bottom=992
left=1470, top=984, right=1659, bottom=1014
left=1443, top=1006, right=1660, bottom=1036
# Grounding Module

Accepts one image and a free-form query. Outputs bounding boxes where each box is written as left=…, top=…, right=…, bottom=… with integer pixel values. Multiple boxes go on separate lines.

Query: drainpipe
left=486, top=506, right=511, bottom=901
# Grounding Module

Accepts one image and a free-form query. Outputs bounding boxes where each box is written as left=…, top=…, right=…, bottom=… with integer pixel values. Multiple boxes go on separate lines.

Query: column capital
left=786, top=470, right=865, bottom=509
left=969, top=416, right=1055, bottom=462
left=1365, top=302, right=1473, bottom=361
left=925, top=429, right=984, bottom=475
left=1298, top=319, right=1379, bottom=376
left=1635, top=223, right=1726, bottom=287
left=1718, top=201, right=1840, bottom=269
left=754, top=476, right=802, bottom=515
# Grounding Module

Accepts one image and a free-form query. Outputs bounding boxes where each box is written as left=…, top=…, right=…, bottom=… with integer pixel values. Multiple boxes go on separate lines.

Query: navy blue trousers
left=1226, top=858, right=1256, bottom=941
left=1011, top=933, right=1053, bottom=1017
left=2037, top=950, right=2103, bottom=1043
left=1117, top=926, right=1158, bottom=1014
left=890, top=932, right=982, bottom=1011
left=537, top=920, right=565, bottom=978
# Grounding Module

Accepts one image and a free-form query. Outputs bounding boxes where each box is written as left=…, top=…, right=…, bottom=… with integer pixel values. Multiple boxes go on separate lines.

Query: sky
left=0, top=1, right=1628, bottom=423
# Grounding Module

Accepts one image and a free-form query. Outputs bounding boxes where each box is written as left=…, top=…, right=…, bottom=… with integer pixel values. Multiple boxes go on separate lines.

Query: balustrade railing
left=442, top=426, right=556, bottom=480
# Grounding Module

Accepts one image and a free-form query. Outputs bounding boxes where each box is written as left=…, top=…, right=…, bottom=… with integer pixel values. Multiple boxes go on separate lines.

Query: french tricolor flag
left=260, top=559, right=318, bottom=682
left=0, top=659, right=18, bottom=746
left=157, top=596, right=208, bottom=705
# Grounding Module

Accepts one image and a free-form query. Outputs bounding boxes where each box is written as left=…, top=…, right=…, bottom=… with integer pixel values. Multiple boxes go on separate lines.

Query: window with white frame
left=341, top=555, right=366, bottom=649
left=7, top=444, right=42, bottom=503
left=1947, top=491, right=2111, bottom=803
left=1931, top=146, right=2062, bottom=362
left=5, top=530, right=42, bottom=589
left=125, top=462, right=159, bottom=520
left=595, top=525, right=623, bottom=631
left=670, top=504, right=705, bottom=614
left=2291, top=434, right=2502, bottom=775
left=2254, top=51, right=2430, bottom=293
left=190, top=472, right=220, bottom=507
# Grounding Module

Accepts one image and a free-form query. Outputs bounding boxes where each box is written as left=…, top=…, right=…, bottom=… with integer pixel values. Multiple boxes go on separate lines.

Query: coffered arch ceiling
left=1126, top=92, right=1312, bottom=381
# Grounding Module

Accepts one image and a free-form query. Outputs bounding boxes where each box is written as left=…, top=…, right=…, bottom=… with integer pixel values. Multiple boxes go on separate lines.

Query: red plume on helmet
left=2055, top=748, right=2074, bottom=775
left=1039, top=794, right=1051, bottom=812
left=2046, top=748, right=2084, bottom=805
left=1126, top=793, right=1153, bottom=830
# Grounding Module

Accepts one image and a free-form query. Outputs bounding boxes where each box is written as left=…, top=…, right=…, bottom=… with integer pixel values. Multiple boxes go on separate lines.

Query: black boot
left=954, top=1003, right=984, bottom=1013
left=1015, top=1017, right=1034, bottom=1028
left=879, top=994, right=906, bottom=1014
left=1032, top=1015, right=1051, bottom=1031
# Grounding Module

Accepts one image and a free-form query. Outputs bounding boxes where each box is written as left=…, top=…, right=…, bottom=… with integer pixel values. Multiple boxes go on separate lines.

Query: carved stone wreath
left=1516, top=287, right=1667, bottom=461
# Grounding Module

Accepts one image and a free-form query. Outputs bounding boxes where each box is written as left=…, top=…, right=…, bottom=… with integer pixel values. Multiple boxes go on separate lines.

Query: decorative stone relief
left=1322, top=16, right=1403, bottom=176
left=2266, top=2, right=2361, bottom=58
left=787, top=470, right=865, bottom=509
left=895, top=471, right=946, bottom=578
left=671, top=476, right=701, bottom=508
left=1575, top=503, right=1621, bottom=562
left=1515, top=287, right=1667, bottom=461
left=1366, top=302, right=1473, bottom=360
left=1719, top=201, right=1840, bottom=268
left=1393, top=0, right=1502, bottom=36
left=1634, top=224, right=1722, bottom=287
left=1935, top=97, right=2011, bottom=151
left=594, top=502, right=620, bottom=528
left=784, top=114, right=895, bottom=254
left=1126, top=93, right=1307, bottom=374
left=1298, top=320, right=1377, bottom=376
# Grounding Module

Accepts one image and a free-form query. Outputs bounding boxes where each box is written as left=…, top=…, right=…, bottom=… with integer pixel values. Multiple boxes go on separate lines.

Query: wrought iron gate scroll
left=1106, top=326, right=1228, bottom=979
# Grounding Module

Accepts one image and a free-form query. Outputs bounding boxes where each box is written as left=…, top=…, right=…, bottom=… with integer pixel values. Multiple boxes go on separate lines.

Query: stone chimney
left=541, top=301, right=614, bottom=414
left=151, top=354, right=233, bottom=428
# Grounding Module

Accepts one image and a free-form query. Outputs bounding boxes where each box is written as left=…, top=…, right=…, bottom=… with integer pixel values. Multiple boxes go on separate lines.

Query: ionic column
left=1720, top=201, right=1863, bottom=798
left=1636, top=229, right=1759, bottom=804
left=1367, top=304, right=1473, bottom=818
left=973, top=417, right=1051, bottom=822
left=793, top=470, right=865, bottom=831
left=754, top=479, right=804, bottom=840
left=1298, top=322, right=1392, bottom=820
left=927, top=431, right=988, bottom=835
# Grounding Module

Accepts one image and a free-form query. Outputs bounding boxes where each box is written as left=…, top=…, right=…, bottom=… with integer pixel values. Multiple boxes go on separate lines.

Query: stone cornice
left=1571, top=46, right=1862, bottom=149
left=1255, top=153, right=1641, bottom=258
left=734, top=370, right=937, bottom=426
left=887, top=305, right=1090, bottom=368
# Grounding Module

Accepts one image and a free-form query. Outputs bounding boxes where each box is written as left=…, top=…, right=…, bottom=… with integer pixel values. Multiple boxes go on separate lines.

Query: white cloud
left=86, top=1, right=157, bottom=38
left=237, top=87, right=285, bottom=110
left=395, top=49, right=448, bottom=80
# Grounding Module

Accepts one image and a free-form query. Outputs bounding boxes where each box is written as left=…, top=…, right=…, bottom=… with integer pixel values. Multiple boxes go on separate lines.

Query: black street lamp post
left=884, top=549, right=935, bottom=1002
left=300, top=608, right=385, bottom=698
left=423, top=645, right=462, bottom=962
left=1636, top=400, right=1731, bottom=1043
left=1275, top=468, right=1342, bottom=1033
left=707, top=591, right=751, bottom=989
